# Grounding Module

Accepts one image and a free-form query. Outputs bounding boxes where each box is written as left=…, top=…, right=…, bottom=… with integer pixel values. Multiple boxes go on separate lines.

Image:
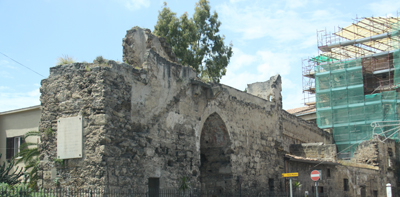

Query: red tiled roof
left=285, top=154, right=339, bottom=165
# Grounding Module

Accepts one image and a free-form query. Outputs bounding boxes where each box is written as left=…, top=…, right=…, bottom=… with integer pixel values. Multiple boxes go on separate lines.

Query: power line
left=0, top=52, right=45, bottom=78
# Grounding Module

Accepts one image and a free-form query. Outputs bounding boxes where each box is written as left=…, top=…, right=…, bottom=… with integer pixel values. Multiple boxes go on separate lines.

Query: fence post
left=386, top=183, right=392, bottom=197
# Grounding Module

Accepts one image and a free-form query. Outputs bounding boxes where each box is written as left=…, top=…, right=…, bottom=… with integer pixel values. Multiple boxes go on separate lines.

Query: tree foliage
left=0, top=154, right=24, bottom=185
left=154, top=0, right=233, bottom=82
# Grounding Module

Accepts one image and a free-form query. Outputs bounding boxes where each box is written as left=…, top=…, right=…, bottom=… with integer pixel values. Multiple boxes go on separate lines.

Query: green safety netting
left=314, top=21, right=400, bottom=158
left=310, top=55, right=339, bottom=63
left=317, top=90, right=400, bottom=158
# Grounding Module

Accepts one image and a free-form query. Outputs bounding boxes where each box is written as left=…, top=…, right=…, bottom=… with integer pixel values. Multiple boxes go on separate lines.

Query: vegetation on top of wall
left=56, top=55, right=75, bottom=65
left=94, top=56, right=106, bottom=64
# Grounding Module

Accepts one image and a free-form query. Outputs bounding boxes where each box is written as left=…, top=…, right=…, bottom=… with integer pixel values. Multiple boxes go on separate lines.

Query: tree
left=16, top=131, right=40, bottom=189
left=154, top=0, right=233, bottom=82
left=0, top=154, right=24, bottom=185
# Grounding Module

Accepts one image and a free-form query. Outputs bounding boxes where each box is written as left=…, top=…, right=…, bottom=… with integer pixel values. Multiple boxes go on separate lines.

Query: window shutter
left=21, top=137, right=26, bottom=151
left=6, top=138, right=14, bottom=159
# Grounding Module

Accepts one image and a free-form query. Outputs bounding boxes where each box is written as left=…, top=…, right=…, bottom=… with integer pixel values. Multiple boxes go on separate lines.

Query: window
left=344, top=179, right=349, bottom=191
left=388, top=148, right=393, bottom=157
left=360, top=186, right=366, bottom=197
left=312, top=186, right=324, bottom=193
left=327, top=169, right=331, bottom=178
left=268, top=178, right=274, bottom=191
left=373, top=190, right=378, bottom=197
left=6, top=136, right=25, bottom=160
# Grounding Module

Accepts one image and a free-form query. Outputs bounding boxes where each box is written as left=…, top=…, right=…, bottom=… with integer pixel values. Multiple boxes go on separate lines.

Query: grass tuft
left=56, top=55, right=75, bottom=65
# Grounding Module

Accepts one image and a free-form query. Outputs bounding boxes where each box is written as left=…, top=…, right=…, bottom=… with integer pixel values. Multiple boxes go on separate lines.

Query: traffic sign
left=311, top=170, right=320, bottom=181
left=282, top=172, right=299, bottom=177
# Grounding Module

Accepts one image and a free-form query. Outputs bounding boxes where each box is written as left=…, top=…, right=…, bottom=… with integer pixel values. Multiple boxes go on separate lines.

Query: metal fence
left=0, top=187, right=345, bottom=197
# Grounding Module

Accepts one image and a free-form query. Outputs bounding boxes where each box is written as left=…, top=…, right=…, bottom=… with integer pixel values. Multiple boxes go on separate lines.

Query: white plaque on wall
left=57, top=116, right=83, bottom=159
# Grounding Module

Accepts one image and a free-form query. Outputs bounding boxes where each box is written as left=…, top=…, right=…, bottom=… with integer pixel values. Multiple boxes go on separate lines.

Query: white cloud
left=118, top=0, right=150, bottom=11
left=0, top=71, right=13, bottom=78
left=0, top=59, right=17, bottom=69
left=218, top=2, right=347, bottom=42
left=256, top=51, right=291, bottom=76
left=281, top=76, right=304, bottom=109
left=285, top=0, right=309, bottom=9
left=0, top=60, right=9, bottom=65
left=368, top=0, right=400, bottom=16
left=0, top=89, right=40, bottom=112
left=221, top=49, right=294, bottom=91
left=216, top=0, right=350, bottom=110
left=228, top=48, right=257, bottom=72
left=229, top=0, right=246, bottom=3
left=282, top=88, right=304, bottom=110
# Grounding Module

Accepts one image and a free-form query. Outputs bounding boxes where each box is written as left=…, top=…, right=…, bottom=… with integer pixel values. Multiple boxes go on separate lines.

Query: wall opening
left=200, top=113, right=232, bottom=193
left=268, top=178, right=274, bottom=191
left=148, top=178, right=159, bottom=197
left=344, top=179, right=349, bottom=191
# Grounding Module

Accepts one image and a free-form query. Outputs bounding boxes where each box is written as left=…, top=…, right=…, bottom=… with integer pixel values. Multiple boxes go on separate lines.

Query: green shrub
left=0, top=154, right=24, bottom=185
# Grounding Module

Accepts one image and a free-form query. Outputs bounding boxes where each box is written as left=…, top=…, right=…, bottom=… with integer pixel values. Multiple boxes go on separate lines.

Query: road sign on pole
left=282, top=172, right=298, bottom=197
left=282, top=172, right=299, bottom=177
left=311, top=170, right=320, bottom=181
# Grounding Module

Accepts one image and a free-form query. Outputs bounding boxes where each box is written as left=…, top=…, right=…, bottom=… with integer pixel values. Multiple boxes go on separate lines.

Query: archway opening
left=200, top=113, right=232, bottom=194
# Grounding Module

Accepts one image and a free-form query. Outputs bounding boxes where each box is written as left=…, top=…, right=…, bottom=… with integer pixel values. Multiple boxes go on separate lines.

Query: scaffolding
left=302, top=16, right=400, bottom=159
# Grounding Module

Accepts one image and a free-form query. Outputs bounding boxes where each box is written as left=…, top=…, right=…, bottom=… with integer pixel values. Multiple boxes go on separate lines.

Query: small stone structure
left=37, top=27, right=398, bottom=196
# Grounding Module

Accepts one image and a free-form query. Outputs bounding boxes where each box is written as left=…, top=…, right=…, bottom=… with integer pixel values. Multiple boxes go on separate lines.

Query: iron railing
left=0, top=187, right=352, bottom=197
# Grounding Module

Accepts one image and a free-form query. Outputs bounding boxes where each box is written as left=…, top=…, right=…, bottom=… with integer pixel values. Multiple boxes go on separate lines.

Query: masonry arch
left=200, top=112, right=233, bottom=193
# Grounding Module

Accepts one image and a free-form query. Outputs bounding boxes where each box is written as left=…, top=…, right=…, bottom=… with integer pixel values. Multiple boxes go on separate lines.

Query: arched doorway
left=200, top=113, right=233, bottom=195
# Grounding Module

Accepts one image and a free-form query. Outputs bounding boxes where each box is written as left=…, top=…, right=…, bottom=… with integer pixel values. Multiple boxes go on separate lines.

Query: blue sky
left=0, top=0, right=399, bottom=112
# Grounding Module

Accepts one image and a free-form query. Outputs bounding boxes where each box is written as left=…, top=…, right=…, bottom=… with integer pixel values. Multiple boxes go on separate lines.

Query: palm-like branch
left=0, top=153, right=24, bottom=185
left=15, top=131, right=41, bottom=189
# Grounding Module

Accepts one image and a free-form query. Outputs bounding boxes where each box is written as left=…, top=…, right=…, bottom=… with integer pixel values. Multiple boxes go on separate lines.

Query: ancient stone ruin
left=37, top=26, right=398, bottom=196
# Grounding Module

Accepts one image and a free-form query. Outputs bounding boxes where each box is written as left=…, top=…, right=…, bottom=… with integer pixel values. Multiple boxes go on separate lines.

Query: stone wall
left=281, top=110, right=332, bottom=152
left=351, top=138, right=396, bottom=169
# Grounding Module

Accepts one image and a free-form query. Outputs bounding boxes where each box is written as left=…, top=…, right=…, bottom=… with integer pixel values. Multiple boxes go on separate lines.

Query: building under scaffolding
left=302, top=16, right=400, bottom=159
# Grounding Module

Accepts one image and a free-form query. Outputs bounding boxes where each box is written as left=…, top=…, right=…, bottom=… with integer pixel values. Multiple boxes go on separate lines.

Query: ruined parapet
left=351, top=138, right=396, bottom=170
left=247, top=74, right=282, bottom=107
left=122, top=26, right=177, bottom=67
left=289, top=143, right=337, bottom=162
